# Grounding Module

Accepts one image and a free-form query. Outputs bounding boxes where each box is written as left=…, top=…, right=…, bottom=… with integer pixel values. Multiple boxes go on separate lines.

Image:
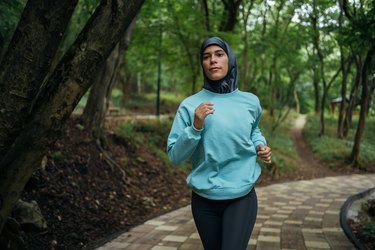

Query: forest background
left=0, top=0, right=374, bottom=249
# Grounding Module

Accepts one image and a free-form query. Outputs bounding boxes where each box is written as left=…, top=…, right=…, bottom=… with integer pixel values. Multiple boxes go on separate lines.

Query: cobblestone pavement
left=95, top=174, right=375, bottom=250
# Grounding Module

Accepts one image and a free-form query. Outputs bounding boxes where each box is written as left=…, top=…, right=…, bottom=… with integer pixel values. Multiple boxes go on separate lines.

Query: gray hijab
left=200, top=37, right=238, bottom=93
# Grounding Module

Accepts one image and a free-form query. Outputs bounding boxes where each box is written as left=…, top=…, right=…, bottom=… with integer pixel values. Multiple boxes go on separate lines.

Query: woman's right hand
left=194, top=102, right=214, bottom=129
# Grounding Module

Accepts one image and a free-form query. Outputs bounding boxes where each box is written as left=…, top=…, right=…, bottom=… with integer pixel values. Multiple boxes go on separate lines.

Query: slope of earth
left=21, top=117, right=191, bottom=249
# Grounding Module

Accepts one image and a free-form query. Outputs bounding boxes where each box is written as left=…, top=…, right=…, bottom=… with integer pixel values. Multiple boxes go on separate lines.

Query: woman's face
left=202, top=45, right=229, bottom=81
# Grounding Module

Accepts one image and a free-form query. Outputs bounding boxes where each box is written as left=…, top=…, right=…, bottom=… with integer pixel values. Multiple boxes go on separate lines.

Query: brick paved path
left=95, top=174, right=375, bottom=250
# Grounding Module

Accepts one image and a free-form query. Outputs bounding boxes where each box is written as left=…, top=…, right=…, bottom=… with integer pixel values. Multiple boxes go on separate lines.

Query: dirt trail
left=290, top=114, right=338, bottom=179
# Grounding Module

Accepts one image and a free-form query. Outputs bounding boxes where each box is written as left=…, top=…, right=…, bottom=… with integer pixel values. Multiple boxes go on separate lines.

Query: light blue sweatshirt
left=167, top=88, right=266, bottom=200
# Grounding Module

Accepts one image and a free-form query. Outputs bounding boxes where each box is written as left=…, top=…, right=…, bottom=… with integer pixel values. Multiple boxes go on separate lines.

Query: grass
left=259, top=110, right=299, bottom=175
left=120, top=92, right=186, bottom=115
left=304, top=114, right=375, bottom=169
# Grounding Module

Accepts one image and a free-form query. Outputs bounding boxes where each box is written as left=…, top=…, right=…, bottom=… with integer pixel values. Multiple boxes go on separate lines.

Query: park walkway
left=95, top=173, right=375, bottom=250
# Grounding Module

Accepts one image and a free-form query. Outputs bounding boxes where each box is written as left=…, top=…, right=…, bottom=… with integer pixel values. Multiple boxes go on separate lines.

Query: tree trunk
left=343, top=56, right=362, bottom=137
left=219, top=0, right=243, bottom=32
left=0, top=32, right=5, bottom=60
left=350, top=47, right=374, bottom=167
left=0, top=0, right=78, bottom=158
left=0, top=0, right=145, bottom=235
left=337, top=49, right=351, bottom=138
left=311, top=0, right=328, bottom=136
left=240, top=0, right=255, bottom=90
left=81, top=61, right=111, bottom=139
left=81, top=17, right=136, bottom=140
left=312, top=64, right=320, bottom=114
left=200, top=0, right=210, bottom=31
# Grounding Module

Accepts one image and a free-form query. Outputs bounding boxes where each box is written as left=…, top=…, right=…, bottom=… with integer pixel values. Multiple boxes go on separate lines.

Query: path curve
left=95, top=174, right=375, bottom=250
left=290, top=114, right=337, bottom=179
left=93, top=114, right=375, bottom=249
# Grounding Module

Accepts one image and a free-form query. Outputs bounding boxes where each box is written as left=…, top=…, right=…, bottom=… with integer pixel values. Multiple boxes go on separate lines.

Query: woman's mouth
left=210, top=67, right=221, bottom=71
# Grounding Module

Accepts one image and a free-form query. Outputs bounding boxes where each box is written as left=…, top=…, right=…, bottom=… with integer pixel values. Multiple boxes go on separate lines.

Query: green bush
left=259, top=111, right=299, bottom=174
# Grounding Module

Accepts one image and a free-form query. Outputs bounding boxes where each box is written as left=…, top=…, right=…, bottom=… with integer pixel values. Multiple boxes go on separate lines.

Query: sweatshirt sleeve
left=250, top=106, right=267, bottom=148
left=167, top=108, right=202, bottom=165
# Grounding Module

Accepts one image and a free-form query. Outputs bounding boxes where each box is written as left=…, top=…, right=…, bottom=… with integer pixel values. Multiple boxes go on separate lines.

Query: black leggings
left=191, top=188, right=257, bottom=250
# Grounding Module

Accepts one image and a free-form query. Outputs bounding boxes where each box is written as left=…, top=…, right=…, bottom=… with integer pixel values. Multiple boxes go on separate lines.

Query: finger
left=260, top=147, right=271, bottom=155
left=262, top=151, right=272, bottom=158
left=263, top=157, right=272, bottom=164
left=257, top=149, right=269, bottom=156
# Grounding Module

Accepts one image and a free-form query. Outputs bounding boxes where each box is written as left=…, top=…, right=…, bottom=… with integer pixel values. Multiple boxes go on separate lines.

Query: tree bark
left=81, top=18, right=136, bottom=140
left=343, top=55, right=362, bottom=137
left=337, top=4, right=354, bottom=139
left=311, top=0, right=328, bottom=136
left=240, top=0, right=256, bottom=91
left=219, top=0, right=243, bottom=32
left=0, top=32, right=5, bottom=60
left=0, top=0, right=78, bottom=158
left=200, top=0, right=210, bottom=31
left=350, top=47, right=374, bottom=167
left=337, top=50, right=352, bottom=138
left=81, top=61, right=111, bottom=139
left=0, top=0, right=145, bottom=234
left=312, top=61, right=320, bottom=114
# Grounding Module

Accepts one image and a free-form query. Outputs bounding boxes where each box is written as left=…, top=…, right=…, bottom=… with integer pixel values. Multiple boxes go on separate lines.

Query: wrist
left=194, top=120, right=203, bottom=130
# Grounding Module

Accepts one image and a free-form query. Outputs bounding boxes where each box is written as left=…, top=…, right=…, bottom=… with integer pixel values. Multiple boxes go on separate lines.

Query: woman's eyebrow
left=203, top=49, right=224, bottom=55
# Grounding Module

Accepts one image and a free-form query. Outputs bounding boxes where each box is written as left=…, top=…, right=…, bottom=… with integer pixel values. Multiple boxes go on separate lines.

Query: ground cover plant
left=304, top=115, right=375, bottom=171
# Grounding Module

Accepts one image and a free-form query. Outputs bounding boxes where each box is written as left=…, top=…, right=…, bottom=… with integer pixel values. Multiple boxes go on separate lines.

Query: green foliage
left=340, top=1, right=375, bottom=53
left=258, top=112, right=299, bottom=174
left=116, top=123, right=136, bottom=142
left=304, top=115, right=375, bottom=169
left=116, top=118, right=190, bottom=171
left=363, top=222, right=375, bottom=240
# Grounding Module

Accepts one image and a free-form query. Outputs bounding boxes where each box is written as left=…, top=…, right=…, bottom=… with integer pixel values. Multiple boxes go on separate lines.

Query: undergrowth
left=259, top=111, right=299, bottom=175
left=115, top=119, right=191, bottom=172
left=304, top=114, right=375, bottom=169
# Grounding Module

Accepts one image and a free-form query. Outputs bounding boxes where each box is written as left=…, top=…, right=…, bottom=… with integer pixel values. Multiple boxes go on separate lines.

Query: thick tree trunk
left=82, top=18, right=134, bottom=141
left=350, top=48, right=374, bottom=167
left=219, top=0, right=243, bottom=32
left=81, top=63, right=110, bottom=139
left=0, top=0, right=145, bottom=234
left=0, top=0, right=78, bottom=158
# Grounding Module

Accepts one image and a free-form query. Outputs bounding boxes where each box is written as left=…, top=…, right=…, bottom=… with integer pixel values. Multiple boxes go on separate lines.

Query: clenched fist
left=256, top=144, right=272, bottom=164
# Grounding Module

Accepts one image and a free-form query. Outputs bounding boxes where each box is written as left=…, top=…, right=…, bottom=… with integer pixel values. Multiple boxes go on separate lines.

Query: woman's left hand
left=256, top=144, right=272, bottom=164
